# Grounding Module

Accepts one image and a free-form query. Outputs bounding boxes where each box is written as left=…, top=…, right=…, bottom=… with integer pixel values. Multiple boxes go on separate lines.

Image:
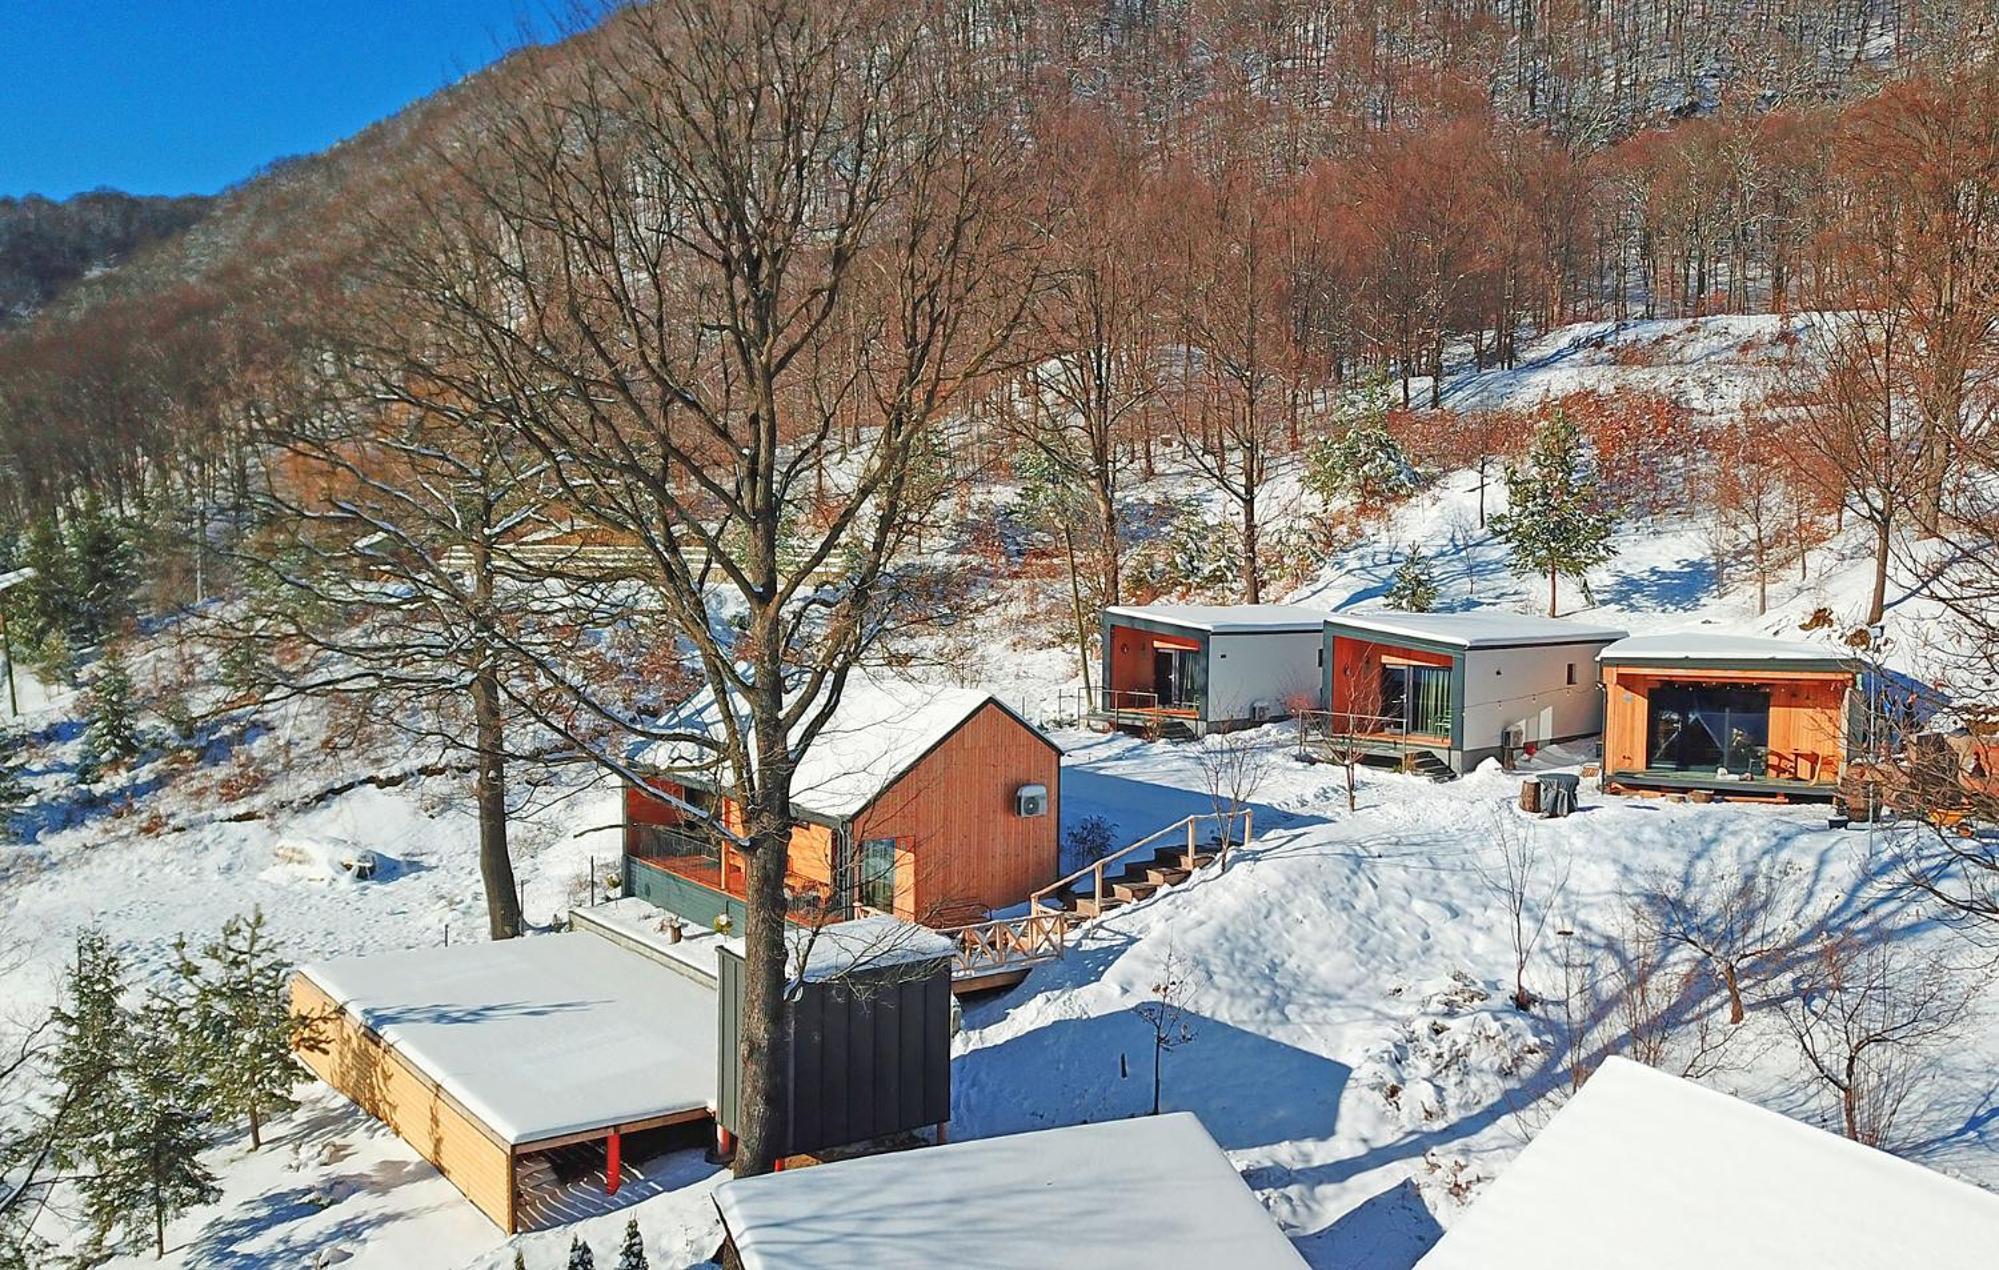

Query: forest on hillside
left=0, top=3, right=1997, bottom=1241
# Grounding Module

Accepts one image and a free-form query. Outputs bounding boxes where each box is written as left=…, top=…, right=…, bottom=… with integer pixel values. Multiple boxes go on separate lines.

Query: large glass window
left=859, top=837, right=898, bottom=912
left=1647, top=686, right=1771, bottom=775
left=1381, top=664, right=1453, bottom=737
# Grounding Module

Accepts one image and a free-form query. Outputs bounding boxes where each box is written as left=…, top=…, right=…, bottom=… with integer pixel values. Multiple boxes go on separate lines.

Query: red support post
left=606, top=1129, right=622, bottom=1196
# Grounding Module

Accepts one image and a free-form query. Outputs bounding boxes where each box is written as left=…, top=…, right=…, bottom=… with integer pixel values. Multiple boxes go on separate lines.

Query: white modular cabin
left=1318, top=610, right=1628, bottom=775
left=1097, top=604, right=1329, bottom=736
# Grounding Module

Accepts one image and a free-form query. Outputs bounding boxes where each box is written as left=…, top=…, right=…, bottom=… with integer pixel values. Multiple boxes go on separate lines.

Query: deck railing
left=1295, top=709, right=1447, bottom=766
left=1028, top=809, right=1252, bottom=920
left=939, top=913, right=1068, bottom=982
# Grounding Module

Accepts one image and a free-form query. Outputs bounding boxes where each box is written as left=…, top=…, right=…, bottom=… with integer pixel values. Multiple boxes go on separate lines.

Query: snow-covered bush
left=1064, top=814, right=1119, bottom=867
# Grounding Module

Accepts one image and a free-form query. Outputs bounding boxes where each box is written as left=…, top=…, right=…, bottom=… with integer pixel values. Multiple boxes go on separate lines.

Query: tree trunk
left=1866, top=516, right=1890, bottom=626
left=249, top=1102, right=262, bottom=1151
left=472, top=667, right=523, bottom=940
left=1721, top=962, right=1746, bottom=1025
left=1548, top=567, right=1559, bottom=618
left=733, top=779, right=795, bottom=1178
left=1241, top=489, right=1261, bottom=604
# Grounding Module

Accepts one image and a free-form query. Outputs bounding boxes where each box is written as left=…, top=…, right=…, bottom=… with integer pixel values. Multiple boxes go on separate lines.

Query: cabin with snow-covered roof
left=1598, top=634, right=1856, bottom=799
left=1311, top=609, right=1627, bottom=777
left=623, top=678, right=1061, bottom=930
left=1094, top=603, right=1330, bottom=737
left=1417, top=1057, right=1999, bottom=1270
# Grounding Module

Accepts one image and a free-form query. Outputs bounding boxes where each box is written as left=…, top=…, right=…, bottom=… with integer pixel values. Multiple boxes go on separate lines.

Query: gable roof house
left=1094, top=604, right=1330, bottom=738
left=1312, top=610, right=1628, bottom=777
left=623, top=677, right=1062, bottom=930
left=1598, top=634, right=1857, bottom=799
left=1418, top=1057, right=1999, bottom=1269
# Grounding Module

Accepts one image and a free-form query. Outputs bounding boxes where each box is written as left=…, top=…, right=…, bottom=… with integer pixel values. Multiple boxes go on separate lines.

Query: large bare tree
left=368, top=0, right=1037, bottom=1176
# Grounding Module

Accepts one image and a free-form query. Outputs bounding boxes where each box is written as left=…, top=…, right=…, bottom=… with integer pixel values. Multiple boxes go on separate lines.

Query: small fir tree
left=86, top=1000, right=219, bottom=1258
left=173, top=909, right=299, bottom=1148
left=49, top=932, right=131, bottom=1175
left=63, top=491, right=138, bottom=647
left=512, top=1252, right=527, bottom=1270
left=1385, top=545, right=1440, bottom=612
left=1489, top=411, right=1617, bottom=616
left=615, top=1218, right=648, bottom=1270
left=80, top=647, right=143, bottom=774
left=567, top=1234, right=596, bottom=1270
left=0, top=726, right=30, bottom=825
left=1304, top=378, right=1415, bottom=508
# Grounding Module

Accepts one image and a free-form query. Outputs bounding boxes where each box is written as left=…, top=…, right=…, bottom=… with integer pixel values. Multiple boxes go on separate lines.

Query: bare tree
left=1780, top=935, right=1984, bottom=1146
left=1133, top=944, right=1197, bottom=1117
left=1190, top=720, right=1274, bottom=856
left=1477, top=803, right=1571, bottom=1009
left=366, top=1, right=1039, bottom=1178
left=1638, top=864, right=1804, bottom=1025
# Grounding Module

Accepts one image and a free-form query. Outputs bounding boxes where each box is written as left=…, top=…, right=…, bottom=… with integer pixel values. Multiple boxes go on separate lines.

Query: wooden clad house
left=1093, top=604, right=1329, bottom=737
left=1313, top=610, right=1627, bottom=776
left=624, top=680, right=1062, bottom=929
left=1597, top=634, right=1855, bottom=798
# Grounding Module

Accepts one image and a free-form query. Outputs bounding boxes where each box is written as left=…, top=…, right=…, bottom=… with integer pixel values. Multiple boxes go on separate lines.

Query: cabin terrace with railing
left=622, top=678, right=1062, bottom=933
left=1597, top=634, right=1856, bottom=800
left=1306, top=610, right=1628, bottom=777
left=1088, top=604, right=1330, bottom=738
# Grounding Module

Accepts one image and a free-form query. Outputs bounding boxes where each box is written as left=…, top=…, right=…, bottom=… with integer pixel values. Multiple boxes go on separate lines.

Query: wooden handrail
left=1029, top=809, right=1252, bottom=919
left=938, top=913, right=1067, bottom=976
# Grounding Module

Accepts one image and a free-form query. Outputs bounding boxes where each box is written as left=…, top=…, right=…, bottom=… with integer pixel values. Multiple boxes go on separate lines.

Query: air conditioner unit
left=1015, top=784, right=1049, bottom=818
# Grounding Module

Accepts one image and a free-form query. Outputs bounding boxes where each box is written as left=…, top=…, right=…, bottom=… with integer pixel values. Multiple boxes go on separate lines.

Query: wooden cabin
left=624, top=682, right=1062, bottom=929
left=1597, top=635, right=1855, bottom=799
left=1094, top=604, right=1328, bottom=738
left=1312, top=611, right=1627, bottom=776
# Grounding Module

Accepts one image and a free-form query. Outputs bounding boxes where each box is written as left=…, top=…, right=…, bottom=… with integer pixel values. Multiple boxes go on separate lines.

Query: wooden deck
left=938, top=913, right=1067, bottom=993
left=1603, top=769, right=1839, bottom=801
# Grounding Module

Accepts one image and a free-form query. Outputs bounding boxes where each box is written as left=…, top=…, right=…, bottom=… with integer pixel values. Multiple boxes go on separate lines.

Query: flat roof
left=1599, top=633, right=1853, bottom=666
left=1417, top=1058, right=1999, bottom=1270
left=714, top=1112, right=1306, bottom=1269
left=299, top=931, right=718, bottom=1146
left=1105, top=604, right=1329, bottom=634
left=1327, top=608, right=1628, bottom=648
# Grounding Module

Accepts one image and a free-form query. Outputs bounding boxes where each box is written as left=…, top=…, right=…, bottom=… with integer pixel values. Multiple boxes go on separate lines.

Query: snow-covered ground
left=3, top=315, right=1993, bottom=1267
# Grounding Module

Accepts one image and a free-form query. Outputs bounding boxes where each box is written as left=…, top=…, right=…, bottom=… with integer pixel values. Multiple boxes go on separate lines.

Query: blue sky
left=0, top=2, right=560, bottom=199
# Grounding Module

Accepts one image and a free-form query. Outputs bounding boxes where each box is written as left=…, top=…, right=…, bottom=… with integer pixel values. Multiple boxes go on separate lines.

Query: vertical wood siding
left=852, top=702, right=1062, bottom=921
left=288, top=972, right=517, bottom=1231
left=1601, top=665, right=1851, bottom=783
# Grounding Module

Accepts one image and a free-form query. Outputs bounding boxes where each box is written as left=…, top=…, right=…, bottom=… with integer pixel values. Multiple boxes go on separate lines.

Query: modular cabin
left=623, top=680, right=1062, bottom=929
left=1311, top=610, right=1627, bottom=777
left=1418, top=1057, right=1999, bottom=1270
left=290, top=910, right=956, bottom=1233
left=1597, top=634, right=1856, bottom=799
left=1094, top=604, right=1328, bottom=737
left=713, top=1112, right=1309, bottom=1269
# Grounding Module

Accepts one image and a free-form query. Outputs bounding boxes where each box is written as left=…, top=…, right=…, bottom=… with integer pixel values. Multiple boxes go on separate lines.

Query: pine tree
left=1304, top=377, right=1416, bottom=508
left=63, top=491, right=137, bottom=648
left=1489, top=411, right=1617, bottom=617
left=173, top=909, right=299, bottom=1148
left=615, top=1218, right=648, bottom=1270
left=49, top=932, right=131, bottom=1177
left=0, top=726, right=30, bottom=819
left=14, top=514, right=73, bottom=678
left=512, top=1251, right=528, bottom=1270
left=567, top=1234, right=596, bottom=1269
left=86, top=999, right=219, bottom=1258
left=1385, top=546, right=1440, bottom=612
left=80, top=646, right=143, bottom=774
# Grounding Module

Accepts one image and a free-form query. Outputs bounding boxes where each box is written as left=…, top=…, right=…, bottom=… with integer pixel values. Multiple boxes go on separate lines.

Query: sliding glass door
left=1646, top=685, right=1771, bottom=776
left=1381, top=664, right=1453, bottom=738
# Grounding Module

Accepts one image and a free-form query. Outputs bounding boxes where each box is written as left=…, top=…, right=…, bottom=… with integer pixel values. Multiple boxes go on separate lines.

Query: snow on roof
left=639, top=674, right=1033, bottom=822
left=298, top=931, right=718, bottom=1146
left=1417, top=1058, right=1999, bottom=1270
left=714, top=1112, right=1306, bottom=1269
left=1599, top=633, right=1855, bottom=666
left=1327, top=609, right=1628, bottom=648
left=782, top=915, right=956, bottom=984
left=1106, top=603, right=1329, bottom=634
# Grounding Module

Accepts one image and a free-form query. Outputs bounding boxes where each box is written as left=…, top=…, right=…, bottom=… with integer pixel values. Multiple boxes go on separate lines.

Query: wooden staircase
left=1030, top=811, right=1250, bottom=922
left=1402, top=750, right=1456, bottom=781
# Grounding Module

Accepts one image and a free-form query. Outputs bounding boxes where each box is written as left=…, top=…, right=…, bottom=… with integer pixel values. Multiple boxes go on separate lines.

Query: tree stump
left=1518, top=779, right=1542, bottom=813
